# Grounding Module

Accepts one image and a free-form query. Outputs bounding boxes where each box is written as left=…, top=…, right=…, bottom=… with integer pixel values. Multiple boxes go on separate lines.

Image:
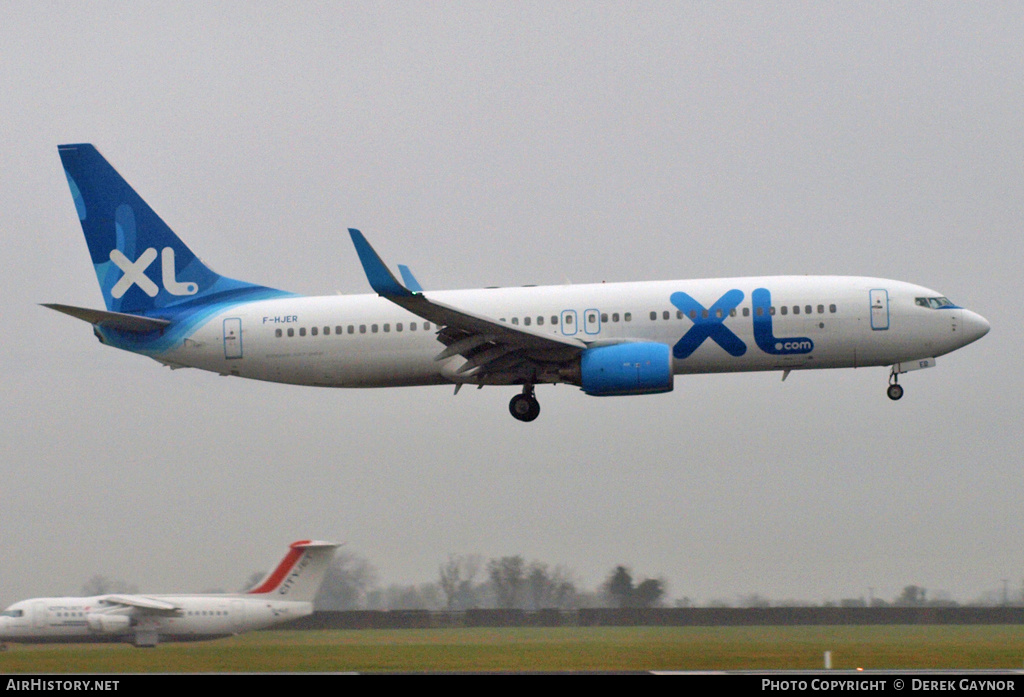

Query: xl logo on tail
left=109, top=247, right=198, bottom=299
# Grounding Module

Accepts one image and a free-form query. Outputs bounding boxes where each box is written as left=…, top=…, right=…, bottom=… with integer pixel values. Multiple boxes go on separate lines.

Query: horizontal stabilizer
left=42, top=303, right=170, bottom=333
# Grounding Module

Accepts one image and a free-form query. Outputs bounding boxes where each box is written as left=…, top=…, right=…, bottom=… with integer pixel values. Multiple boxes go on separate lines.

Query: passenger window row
left=275, top=322, right=432, bottom=338
left=648, top=304, right=838, bottom=320
left=275, top=302, right=841, bottom=338
left=502, top=313, right=634, bottom=325
left=501, top=303, right=839, bottom=327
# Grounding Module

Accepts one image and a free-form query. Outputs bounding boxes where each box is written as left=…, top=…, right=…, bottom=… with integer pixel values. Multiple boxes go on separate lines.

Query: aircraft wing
left=102, top=595, right=180, bottom=614
left=349, top=229, right=586, bottom=381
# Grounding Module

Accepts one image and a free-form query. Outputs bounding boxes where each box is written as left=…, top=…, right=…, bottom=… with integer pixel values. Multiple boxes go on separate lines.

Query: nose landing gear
left=887, top=370, right=904, bottom=401
left=509, top=385, right=541, bottom=422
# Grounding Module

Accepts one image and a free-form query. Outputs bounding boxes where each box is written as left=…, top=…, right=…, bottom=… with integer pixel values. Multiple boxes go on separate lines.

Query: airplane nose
left=961, top=310, right=990, bottom=345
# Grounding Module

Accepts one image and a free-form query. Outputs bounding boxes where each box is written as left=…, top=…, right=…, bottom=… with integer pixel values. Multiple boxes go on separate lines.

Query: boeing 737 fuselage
left=47, top=144, right=990, bottom=421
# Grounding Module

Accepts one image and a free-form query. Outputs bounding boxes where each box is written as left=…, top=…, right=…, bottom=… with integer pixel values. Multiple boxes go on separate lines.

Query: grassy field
left=3, top=626, right=1024, bottom=673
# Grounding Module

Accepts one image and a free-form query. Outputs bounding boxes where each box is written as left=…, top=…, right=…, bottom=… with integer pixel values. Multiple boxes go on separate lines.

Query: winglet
left=348, top=229, right=415, bottom=298
left=397, top=265, right=424, bottom=293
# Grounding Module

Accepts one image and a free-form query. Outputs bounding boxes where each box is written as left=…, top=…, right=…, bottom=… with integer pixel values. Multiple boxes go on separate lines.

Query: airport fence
left=279, top=606, right=1024, bottom=630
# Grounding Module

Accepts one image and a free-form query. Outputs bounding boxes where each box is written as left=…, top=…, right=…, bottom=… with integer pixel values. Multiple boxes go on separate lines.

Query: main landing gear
left=509, top=385, right=541, bottom=422
left=887, top=370, right=904, bottom=401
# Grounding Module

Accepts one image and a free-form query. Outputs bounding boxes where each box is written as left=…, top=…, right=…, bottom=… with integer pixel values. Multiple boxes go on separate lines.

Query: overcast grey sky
left=1, top=2, right=1020, bottom=607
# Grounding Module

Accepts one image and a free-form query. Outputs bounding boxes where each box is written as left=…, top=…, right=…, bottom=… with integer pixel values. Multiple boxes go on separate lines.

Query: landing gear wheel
left=887, top=383, right=904, bottom=401
left=509, top=393, right=541, bottom=422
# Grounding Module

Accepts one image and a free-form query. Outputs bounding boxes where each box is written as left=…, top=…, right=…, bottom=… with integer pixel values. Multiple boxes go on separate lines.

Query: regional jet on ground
left=0, top=540, right=337, bottom=647
left=47, top=144, right=989, bottom=421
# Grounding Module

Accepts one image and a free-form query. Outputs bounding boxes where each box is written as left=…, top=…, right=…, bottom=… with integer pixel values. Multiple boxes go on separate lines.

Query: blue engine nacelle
left=580, top=342, right=674, bottom=396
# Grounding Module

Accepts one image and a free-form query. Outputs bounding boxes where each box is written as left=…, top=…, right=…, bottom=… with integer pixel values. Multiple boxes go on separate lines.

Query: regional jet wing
left=349, top=229, right=585, bottom=379
left=102, top=595, right=180, bottom=614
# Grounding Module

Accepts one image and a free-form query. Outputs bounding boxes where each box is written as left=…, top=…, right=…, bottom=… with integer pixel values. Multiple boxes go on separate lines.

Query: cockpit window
left=915, top=297, right=955, bottom=309
left=0, top=609, right=23, bottom=617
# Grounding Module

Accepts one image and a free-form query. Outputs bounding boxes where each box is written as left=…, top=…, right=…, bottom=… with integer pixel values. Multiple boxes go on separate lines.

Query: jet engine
left=580, top=342, right=674, bottom=396
left=86, top=613, right=132, bottom=634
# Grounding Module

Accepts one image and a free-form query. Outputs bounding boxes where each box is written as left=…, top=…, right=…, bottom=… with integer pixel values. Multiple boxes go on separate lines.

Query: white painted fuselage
left=155, top=276, right=988, bottom=388
left=0, top=594, right=309, bottom=644
left=0, top=539, right=337, bottom=647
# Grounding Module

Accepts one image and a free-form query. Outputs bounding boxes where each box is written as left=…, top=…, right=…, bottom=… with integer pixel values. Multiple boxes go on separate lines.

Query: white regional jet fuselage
left=0, top=540, right=337, bottom=647
left=46, top=144, right=989, bottom=421
left=0, top=594, right=306, bottom=645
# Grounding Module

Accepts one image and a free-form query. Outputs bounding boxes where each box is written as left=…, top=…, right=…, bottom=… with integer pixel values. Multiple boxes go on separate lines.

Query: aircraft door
left=231, top=599, right=245, bottom=631
left=560, top=310, right=578, bottom=336
left=31, top=601, right=46, bottom=629
left=870, top=289, right=889, bottom=330
left=583, top=308, right=601, bottom=335
left=223, top=318, right=243, bottom=359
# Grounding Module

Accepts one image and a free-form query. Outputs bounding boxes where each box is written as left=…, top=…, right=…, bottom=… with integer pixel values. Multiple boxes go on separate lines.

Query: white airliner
left=47, top=144, right=989, bottom=421
left=0, top=540, right=337, bottom=647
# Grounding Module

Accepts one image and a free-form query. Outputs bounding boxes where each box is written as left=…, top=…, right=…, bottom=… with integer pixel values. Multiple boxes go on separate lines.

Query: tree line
left=75, top=555, right=1020, bottom=611
left=312, top=551, right=666, bottom=611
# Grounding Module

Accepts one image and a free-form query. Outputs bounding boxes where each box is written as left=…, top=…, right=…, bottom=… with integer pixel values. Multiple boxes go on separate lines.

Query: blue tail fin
left=58, top=144, right=286, bottom=314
